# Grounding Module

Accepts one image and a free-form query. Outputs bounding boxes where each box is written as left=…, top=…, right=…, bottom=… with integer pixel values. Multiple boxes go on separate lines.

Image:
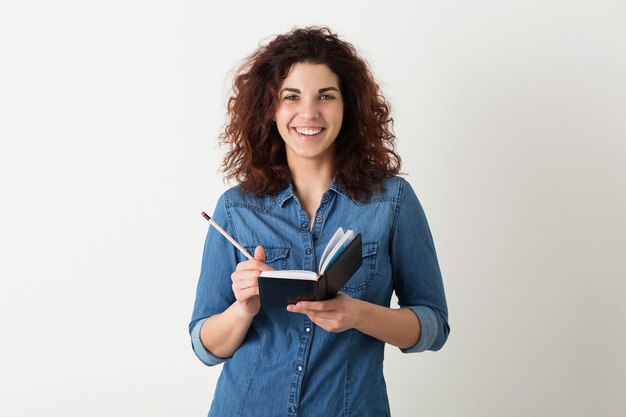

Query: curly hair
left=220, top=26, right=401, bottom=200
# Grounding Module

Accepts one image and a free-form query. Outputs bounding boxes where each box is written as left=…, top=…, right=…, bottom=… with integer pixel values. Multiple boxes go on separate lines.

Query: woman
left=190, top=26, right=449, bottom=417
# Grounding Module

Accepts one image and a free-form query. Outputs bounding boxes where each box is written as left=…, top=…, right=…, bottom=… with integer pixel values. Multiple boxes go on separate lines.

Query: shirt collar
left=274, top=182, right=295, bottom=207
left=275, top=177, right=360, bottom=207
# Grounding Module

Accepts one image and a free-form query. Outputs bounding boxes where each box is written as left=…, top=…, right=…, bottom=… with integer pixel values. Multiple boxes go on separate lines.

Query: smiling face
left=274, top=62, right=344, bottom=167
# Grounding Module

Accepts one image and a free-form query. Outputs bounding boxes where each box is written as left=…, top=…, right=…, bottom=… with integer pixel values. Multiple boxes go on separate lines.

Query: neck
left=288, top=158, right=333, bottom=219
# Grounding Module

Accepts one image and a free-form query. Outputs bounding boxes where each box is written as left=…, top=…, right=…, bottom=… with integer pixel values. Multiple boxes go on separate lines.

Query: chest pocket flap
left=341, top=241, right=378, bottom=293
left=243, top=244, right=290, bottom=269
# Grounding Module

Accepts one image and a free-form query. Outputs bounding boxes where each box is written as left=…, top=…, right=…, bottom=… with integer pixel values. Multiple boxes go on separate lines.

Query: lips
left=293, top=127, right=324, bottom=136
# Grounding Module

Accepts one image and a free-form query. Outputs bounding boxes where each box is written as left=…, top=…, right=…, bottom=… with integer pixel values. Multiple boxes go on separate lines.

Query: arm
left=199, top=299, right=256, bottom=359
left=287, top=294, right=420, bottom=349
left=199, top=246, right=271, bottom=359
left=353, top=299, right=420, bottom=349
left=288, top=179, right=449, bottom=352
left=189, top=194, right=272, bottom=365
left=390, top=179, right=449, bottom=351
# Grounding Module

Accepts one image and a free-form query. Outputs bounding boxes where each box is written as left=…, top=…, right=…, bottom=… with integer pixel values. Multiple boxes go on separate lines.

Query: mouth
left=293, top=127, right=325, bottom=137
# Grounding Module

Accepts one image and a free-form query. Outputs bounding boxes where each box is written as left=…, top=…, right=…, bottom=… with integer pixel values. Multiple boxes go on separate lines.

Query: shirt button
left=297, top=365, right=303, bottom=372
left=305, top=327, right=311, bottom=332
left=289, top=406, right=297, bottom=413
left=301, top=222, right=307, bottom=229
left=315, top=215, right=322, bottom=222
left=324, top=195, right=330, bottom=201
left=306, top=248, right=311, bottom=255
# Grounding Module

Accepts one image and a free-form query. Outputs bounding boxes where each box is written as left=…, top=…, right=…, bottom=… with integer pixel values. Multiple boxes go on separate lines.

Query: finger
left=253, top=246, right=275, bottom=271
left=234, top=259, right=260, bottom=272
left=254, top=245, right=265, bottom=262
left=231, top=271, right=259, bottom=286
left=292, top=300, right=338, bottom=312
left=232, top=286, right=259, bottom=300
left=232, top=269, right=262, bottom=281
left=295, top=312, right=341, bottom=332
left=287, top=305, right=334, bottom=321
left=312, top=320, right=344, bottom=333
left=305, top=312, right=336, bottom=322
left=235, top=259, right=273, bottom=272
left=232, top=279, right=259, bottom=293
left=231, top=276, right=259, bottom=291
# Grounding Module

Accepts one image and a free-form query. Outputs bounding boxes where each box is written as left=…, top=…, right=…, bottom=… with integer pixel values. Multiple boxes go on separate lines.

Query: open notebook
left=258, top=228, right=362, bottom=307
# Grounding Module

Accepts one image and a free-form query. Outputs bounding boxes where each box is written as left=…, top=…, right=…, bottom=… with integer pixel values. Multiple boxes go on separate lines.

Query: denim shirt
left=190, top=176, right=449, bottom=417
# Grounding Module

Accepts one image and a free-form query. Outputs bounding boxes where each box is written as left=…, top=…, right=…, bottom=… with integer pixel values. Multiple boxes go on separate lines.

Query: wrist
left=232, top=299, right=259, bottom=319
left=352, top=298, right=368, bottom=331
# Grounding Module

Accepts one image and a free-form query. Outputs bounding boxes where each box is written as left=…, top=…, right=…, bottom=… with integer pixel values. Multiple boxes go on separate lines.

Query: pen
left=201, top=211, right=254, bottom=260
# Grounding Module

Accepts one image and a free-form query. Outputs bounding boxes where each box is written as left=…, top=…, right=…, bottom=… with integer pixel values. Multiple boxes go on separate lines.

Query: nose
left=299, top=98, right=320, bottom=120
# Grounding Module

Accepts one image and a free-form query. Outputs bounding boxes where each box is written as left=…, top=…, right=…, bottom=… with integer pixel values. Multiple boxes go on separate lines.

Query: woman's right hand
left=231, top=246, right=273, bottom=317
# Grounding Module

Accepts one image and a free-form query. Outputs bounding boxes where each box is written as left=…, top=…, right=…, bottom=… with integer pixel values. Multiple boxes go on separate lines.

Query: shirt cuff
left=401, top=305, right=439, bottom=353
left=191, top=318, right=227, bottom=366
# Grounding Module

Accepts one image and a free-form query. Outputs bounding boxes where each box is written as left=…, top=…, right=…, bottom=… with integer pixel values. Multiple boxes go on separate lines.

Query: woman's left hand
left=287, top=293, right=362, bottom=333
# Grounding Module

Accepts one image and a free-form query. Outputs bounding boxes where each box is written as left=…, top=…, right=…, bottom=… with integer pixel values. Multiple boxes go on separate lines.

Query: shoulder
left=356, top=176, right=414, bottom=204
left=334, top=176, right=414, bottom=206
left=374, top=176, right=424, bottom=219
left=217, top=184, right=286, bottom=214
left=381, top=176, right=411, bottom=195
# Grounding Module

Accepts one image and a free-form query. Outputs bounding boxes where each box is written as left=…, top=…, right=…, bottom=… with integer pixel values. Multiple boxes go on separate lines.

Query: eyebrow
left=280, top=87, right=340, bottom=94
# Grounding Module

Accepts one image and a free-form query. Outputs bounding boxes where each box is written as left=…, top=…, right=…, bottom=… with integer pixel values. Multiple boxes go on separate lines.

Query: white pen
left=201, top=211, right=254, bottom=260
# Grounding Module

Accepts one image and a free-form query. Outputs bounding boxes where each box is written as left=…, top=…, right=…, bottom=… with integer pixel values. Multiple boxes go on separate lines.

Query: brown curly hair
left=220, top=26, right=401, bottom=200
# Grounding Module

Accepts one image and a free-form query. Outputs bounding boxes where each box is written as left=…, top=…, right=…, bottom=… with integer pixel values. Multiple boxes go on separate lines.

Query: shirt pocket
left=340, top=241, right=378, bottom=294
left=243, top=244, right=291, bottom=270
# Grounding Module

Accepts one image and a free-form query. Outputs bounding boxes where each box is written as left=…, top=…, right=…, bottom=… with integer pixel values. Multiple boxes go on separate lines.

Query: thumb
left=254, top=245, right=266, bottom=263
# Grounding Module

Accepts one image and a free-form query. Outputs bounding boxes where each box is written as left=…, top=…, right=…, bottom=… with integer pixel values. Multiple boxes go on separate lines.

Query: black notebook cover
left=259, top=233, right=363, bottom=308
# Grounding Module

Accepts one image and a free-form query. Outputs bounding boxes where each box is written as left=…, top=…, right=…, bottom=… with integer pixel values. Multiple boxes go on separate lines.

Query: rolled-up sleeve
left=391, top=178, right=450, bottom=352
left=191, top=318, right=227, bottom=366
left=402, top=305, right=446, bottom=352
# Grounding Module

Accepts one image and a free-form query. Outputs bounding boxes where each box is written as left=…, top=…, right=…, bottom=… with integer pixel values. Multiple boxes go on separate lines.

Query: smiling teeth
left=295, top=127, right=322, bottom=136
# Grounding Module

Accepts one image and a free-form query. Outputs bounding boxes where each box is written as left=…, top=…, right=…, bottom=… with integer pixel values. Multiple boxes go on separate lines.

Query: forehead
left=280, top=62, right=340, bottom=88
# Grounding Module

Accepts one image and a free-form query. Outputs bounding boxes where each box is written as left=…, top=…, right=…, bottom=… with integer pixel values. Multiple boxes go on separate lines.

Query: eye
left=319, top=94, right=335, bottom=100
left=283, top=94, right=299, bottom=101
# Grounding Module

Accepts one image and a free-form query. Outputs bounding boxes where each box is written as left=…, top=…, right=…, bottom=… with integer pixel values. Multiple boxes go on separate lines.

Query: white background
left=1, top=1, right=625, bottom=416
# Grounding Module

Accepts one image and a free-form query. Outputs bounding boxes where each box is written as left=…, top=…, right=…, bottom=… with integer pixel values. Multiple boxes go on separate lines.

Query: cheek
left=274, top=106, right=292, bottom=124
left=274, top=110, right=291, bottom=140
left=275, top=113, right=289, bottom=129
left=324, top=105, right=343, bottom=127
left=328, top=112, right=344, bottom=130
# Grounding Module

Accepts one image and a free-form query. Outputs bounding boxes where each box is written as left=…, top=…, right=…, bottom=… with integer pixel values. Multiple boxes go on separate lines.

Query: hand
left=286, top=293, right=362, bottom=333
left=231, top=246, right=273, bottom=317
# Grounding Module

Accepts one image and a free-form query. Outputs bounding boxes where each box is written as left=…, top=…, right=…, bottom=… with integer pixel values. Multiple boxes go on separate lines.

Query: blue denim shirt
left=190, top=176, right=449, bottom=417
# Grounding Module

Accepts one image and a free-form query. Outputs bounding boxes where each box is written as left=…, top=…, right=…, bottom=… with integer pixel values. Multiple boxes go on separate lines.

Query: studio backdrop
left=1, top=1, right=625, bottom=416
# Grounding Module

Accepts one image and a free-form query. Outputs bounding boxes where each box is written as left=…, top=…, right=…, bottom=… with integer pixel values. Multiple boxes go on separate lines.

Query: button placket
left=287, top=317, right=313, bottom=417
left=298, top=209, right=314, bottom=270
left=311, top=197, right=330, bottom=239
left=288, top=213, right=315, bottom=416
